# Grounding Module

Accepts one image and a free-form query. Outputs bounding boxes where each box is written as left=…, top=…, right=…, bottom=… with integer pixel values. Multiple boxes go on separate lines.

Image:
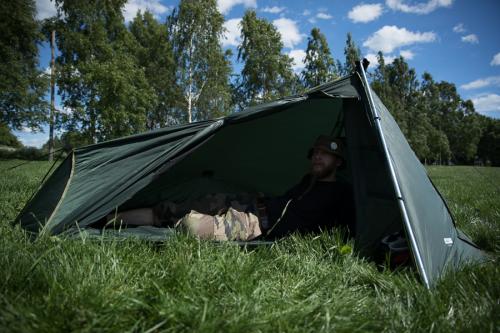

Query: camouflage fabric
left=153, top=193, right=257, bottom=227
left=176, top=207, right=262, bottom=241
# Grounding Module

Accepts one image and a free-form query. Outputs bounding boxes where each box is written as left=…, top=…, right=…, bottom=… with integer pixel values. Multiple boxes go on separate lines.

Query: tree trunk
left=48, top=29, right=56, bottom=162
left=187, top=86, right=192, bottom=123
left=186, top=34, right=194, bottom=123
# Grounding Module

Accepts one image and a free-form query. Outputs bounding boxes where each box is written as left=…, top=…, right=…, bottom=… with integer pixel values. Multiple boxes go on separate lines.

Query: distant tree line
left=1, top=0, right=499, bottom=165
left=370, top=53, right=500, bottom=165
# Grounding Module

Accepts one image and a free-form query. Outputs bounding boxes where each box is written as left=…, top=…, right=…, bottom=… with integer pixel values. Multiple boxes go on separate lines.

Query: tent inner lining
left=121, top=98, right=349, bottom=210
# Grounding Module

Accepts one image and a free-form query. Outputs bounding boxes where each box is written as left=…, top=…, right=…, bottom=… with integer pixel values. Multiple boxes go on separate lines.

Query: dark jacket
left=264, top=175, right=356, bottom=239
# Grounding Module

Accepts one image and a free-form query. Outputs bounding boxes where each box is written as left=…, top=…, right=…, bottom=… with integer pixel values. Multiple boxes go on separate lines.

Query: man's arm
left=261, top=176, right=309, bottom=238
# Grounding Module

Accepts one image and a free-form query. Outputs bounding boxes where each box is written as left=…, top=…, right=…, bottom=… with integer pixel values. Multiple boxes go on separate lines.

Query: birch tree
left=54, top=0, right=155, bottom=142
left=302, top=28, right=337, bottom=88
left=168, top=0, right=231, bottom=122
left=237, top=10, right=295, bottom=107
left=130, top=11, right=180, bottom=128
left=0, top=0, right=48, bottom=130
left=339, top=32, right=361, bottom=75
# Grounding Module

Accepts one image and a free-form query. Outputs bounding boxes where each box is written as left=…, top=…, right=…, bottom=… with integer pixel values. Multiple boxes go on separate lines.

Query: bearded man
left=262, top=135, right=356, bottom=239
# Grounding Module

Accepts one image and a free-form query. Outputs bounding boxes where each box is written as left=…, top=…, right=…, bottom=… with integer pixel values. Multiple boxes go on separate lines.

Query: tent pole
left=356, top=59, right=431, bottom=289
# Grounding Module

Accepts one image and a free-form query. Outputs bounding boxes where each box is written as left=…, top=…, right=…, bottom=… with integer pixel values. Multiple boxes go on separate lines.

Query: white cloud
left=363, top=25, right=437, bottom=53
left=36, top=0, right=57, bottom=20
left=289, top=49, right=306, bottom=72
left=453, top=23, right=466, bottom=33
left=316, top=12, right=333, bottom=20
left=123, top=0, right=170, bottom=22
left=365, top=53, right=395, bottom=66
left=386, top=0, right=453, bottom=14
left=348, top=4, right=383, bottom=23
left=365, top=53, right=378, bottom=66
left=20, top=127, right=34, bottom=133
left=273, top=18, right=305, bottom=49
left=222, top=18, right=241, bottom=47
left=400, top=49, right=414, bottom=59
left=365, top=50, right=416, bottom=69
left=262, top=6, right=285, bottom=14
left=471, top=94, right=500, bottom=114
left=308, top=17, right=317, bottom=24
left=217, top=0, right=257, bottom=15
left=22, top=137, right=47, bottom=148
left=491, top=53, right=500, bottom=66
left=302, top=9, right=311, bottom=16
left=385, top=55, right=396, bottom=63
left=461, top=34, right=479, bottom=44
left=59, top=105, right=74, bottom=115
left=15, top=131, right=47, bottom=148
left=460, top=76, right=500, bottom=90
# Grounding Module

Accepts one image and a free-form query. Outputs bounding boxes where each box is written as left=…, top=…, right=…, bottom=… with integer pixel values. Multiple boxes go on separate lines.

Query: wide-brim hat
left=307, top=135, right=345, bottom=161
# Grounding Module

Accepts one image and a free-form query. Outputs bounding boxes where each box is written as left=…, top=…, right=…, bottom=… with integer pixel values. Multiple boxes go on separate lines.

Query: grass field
left=1, top=160, right=499, bottom=332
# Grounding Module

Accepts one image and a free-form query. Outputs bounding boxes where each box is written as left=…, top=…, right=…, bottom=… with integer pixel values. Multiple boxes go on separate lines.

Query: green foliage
left=426, top=125, right=452, bottom=163
left=0, top=0, right=49, bottom=131
left=54, top=0, right=156, bottom=142
left=477, top=118, right=500, bottom=166
left=195, top=48, right=234, bottom=121
left=40, top=136, right=71, bottom=158
left=302, top=28, right=338, bottom=88
left=429, top=82, right=482, bottom=164
left=168, top=0, right=232, bottom=122
left=0, top=161, right=499, bottom=332
left=3, top=3, right=498, bottom=168
left=237, top=10, right=295, bottom=107
left=0, top=147, right=46, bottom=161
left=0, top=124, right=22, bottom=148
left=130, top=11, right=180, bottom=128
left=60, top=125, right=94, bottom=151
left=370, top=55, right=489, bottom=165
left=339, top=32, right=361, bottom=75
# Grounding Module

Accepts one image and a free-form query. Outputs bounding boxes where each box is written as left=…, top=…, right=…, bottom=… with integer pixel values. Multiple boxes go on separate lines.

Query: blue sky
left=20, top=0, right=500, bottom=147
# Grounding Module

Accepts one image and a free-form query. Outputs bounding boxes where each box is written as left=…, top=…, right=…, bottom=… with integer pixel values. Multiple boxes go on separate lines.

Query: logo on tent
left=444, top=238, right=453, bottom=246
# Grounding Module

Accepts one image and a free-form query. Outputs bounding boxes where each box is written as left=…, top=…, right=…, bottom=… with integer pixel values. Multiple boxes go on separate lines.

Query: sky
left=18, top=0, right=500, bottom=147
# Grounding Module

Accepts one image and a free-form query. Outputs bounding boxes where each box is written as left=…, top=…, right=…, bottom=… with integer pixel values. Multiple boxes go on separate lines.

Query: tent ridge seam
left=45, top=151, right=76, bottom=229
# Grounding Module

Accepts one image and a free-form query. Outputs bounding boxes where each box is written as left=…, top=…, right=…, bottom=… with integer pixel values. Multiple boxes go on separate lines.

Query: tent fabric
left=15, top=66, right=485, bottom=287
left=124, top=98, right=347, bottom=209
left=373, top=92, right=485, bottom=283
left=343, top=97, right=402, bottom=257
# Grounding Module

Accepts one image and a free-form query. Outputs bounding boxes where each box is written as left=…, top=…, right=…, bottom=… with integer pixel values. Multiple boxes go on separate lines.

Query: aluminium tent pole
left=356, top=60, right=431, bottom=289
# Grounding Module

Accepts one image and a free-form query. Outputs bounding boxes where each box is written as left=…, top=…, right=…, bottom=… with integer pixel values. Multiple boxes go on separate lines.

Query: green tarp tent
left=15, top=61, right=485, bottom=288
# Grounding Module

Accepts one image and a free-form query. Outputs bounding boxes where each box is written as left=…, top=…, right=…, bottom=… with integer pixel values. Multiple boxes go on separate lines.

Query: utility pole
left=48, top=29, right=55, bottom=162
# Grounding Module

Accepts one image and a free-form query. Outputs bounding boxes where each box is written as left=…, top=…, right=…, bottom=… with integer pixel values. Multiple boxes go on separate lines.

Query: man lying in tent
left=107, top=135, right=356, bottom=241
left=260, top=135, right=356, bottom=239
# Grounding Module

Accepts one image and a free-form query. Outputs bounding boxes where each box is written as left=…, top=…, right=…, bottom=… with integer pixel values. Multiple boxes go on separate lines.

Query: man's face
left=310, top=148, right=342, bottom=180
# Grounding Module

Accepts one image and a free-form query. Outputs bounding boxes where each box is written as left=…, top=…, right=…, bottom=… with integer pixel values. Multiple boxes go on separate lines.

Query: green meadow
left=0, top=160, right=498, bottom=332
